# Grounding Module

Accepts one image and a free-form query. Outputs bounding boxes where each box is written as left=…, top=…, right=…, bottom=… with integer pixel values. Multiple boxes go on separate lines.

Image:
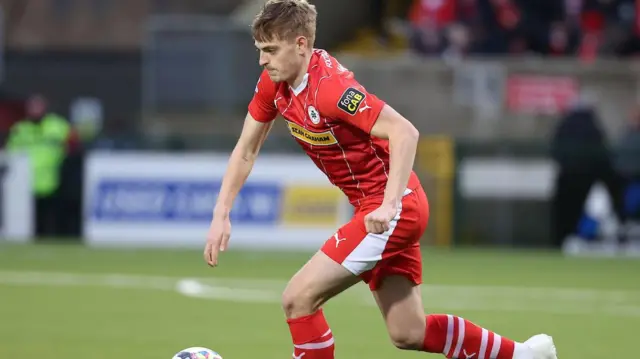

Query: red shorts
left=321, top=186, right=429, bottom=291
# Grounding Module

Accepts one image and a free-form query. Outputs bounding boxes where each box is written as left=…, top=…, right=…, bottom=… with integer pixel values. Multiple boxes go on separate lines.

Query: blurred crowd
left=389, top=0, right=640, bottom=60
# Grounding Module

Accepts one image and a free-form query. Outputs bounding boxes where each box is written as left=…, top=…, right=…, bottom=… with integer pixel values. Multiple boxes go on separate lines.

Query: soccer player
left=204, top=1, right=558, bottom=358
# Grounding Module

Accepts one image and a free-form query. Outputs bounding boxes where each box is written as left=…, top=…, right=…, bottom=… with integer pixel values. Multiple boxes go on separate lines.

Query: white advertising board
left=459, top=158, right=558, bottom=199
left=83, top=152, right=352, bottom=250
left=0, top=152, right=33, bottom=242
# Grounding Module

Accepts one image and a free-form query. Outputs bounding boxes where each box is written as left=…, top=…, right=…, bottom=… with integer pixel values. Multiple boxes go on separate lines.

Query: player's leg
left=283, top=250, right=360, bottom=318
left=282, top=248, right=361, bottom=359
left=372, top=274, right=425, bottom=350
left=372, top=271, right=557, bottom=359
left=284, top=200, right=405, bottom=359
left=370, top=188, right=558, bottom=359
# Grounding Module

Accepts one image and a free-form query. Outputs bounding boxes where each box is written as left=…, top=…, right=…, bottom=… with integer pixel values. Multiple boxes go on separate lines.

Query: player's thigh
left=370, top=189, right=428, bottom=348
left=366, top=187, right=429, bottom=291
left=321, top=187, right=429, bottom=288
left=371, top=188, right=428, bottom=318
left=372, top=274, right=426, bottom=349
left=282, top=250, right=361, bottom=315
left=320, top=208, right=383, bottom=281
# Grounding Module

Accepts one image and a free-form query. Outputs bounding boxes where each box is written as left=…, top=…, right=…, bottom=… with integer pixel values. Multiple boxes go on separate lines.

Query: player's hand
left=364, top=203, right=397, bottom=234
left=204, top=214, right=231, bottom=267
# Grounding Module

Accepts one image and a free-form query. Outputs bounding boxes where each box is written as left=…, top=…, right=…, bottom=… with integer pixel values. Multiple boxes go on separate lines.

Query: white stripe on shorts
left=340, top=201, right=404, bottom=275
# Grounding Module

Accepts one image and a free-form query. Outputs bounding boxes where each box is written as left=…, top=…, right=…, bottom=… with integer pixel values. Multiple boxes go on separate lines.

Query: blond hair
left=252, top=0, right=317, bottom=45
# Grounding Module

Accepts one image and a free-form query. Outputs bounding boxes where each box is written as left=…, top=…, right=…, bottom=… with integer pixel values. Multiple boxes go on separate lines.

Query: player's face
left=255, top=36, right=307, bottom=83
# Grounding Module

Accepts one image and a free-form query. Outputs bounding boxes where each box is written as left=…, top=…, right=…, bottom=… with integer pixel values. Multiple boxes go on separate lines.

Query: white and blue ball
left=172, top=347, right=222, bottom=359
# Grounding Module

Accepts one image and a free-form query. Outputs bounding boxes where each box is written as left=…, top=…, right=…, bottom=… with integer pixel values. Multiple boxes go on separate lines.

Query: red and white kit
left=248, top=49, right=428, bottom=290
left=248, top=48, right=556, bottom=359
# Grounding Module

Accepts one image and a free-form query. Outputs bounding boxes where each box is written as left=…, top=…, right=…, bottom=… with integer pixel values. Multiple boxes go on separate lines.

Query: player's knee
left=281, top=284, right=318, bottom=319
left=387, top=326, right=424, bottom=351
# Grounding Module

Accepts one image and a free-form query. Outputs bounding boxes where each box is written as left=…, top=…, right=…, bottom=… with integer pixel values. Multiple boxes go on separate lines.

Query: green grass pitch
left=0, top=242, right=639, bottom=358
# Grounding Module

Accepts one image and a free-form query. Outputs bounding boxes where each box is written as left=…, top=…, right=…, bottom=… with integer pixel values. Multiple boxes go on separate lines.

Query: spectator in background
left=476, top=0, right=578, bottom=55
left=403, top=0, right=640, bottom=58
left=615, top=104, right=640, bottom=181
left=409, top=0, right=468, bottom=57
left=550, top=95, right=625, bottom=247
left=6, top=94, right=73, bottom=238
left=614, top=104, right=640, bottom=222
left=559, top=0, right=639, bottom=59
left=0, top=90, right=27, bottom=140
left=610, top=0, right=640, bottom=56
left=370, top=0, right=390, bottom=45
left=517, top=0, right=570, bottom=55
left=574, top=0, right=609, bottom=60
left=476, top=0, right=525, bottom=54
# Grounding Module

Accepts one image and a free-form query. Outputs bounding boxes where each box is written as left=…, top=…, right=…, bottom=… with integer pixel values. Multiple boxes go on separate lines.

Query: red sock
left=287, top=309, right=335, bottom=359
left=423, top=314, right=516, bottom=359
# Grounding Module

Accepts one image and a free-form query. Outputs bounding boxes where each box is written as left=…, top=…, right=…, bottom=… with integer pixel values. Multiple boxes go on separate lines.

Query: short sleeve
left=248, top=70, right=278, bottom=123
left=316, top=76, right=386, bottom=134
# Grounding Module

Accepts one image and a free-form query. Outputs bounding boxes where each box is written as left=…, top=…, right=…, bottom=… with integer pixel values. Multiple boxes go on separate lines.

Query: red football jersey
left=248, top=49, right=420, bottom=206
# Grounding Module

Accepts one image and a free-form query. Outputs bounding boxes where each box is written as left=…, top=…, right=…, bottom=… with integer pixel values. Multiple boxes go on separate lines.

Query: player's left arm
left=318, top=79, right=419, bottom=233
left=369, top=105, right=420, bottom=209
left=318, top=79, right=419, bottom=208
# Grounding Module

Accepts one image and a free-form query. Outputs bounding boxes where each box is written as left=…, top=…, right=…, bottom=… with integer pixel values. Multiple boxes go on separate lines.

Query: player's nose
left=259, top=53, right=269, bottom=67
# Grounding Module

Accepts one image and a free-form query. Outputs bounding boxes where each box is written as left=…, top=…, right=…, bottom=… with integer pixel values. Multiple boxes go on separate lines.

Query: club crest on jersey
left=337, top=87, right=366, bottom=115
left=307, top=106, right=321, bottom=125
left=286, top=121, right=337, bottom=146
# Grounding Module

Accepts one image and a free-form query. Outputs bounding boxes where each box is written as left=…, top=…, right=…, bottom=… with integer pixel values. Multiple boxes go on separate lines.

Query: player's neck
left=288, top=53, right=313, bottom=89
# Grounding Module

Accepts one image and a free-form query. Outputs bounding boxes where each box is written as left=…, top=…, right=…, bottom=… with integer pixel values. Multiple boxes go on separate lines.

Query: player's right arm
left=212, top=113, right=274, bottom=215
left=205, top=70, right=278, bottom=267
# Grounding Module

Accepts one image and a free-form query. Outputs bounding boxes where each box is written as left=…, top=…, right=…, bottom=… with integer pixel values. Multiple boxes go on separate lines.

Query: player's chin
left=267, top=72, right=283, bottom=82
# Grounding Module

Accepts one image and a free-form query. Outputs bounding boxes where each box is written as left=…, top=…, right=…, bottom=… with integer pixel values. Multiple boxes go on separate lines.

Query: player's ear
left=295, top=36, right=308, bottom=54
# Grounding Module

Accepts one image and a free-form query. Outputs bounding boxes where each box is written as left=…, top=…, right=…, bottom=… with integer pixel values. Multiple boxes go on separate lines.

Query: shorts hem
left=320, top=247, right=361, bottom=277
left=368, top=273, right=422, bottom=291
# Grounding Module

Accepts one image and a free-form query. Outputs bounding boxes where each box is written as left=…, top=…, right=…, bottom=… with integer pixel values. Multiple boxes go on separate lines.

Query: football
left=171, top=347, right=223, bottom=359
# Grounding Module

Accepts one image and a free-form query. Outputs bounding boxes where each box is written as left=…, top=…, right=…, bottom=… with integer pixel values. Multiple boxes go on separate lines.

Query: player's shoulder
left=253, top=69, right=283, bottom=102
left=310, top=51, right=353, bottom=95
left=310, top=52, right=363, bottom=112
left=310, top=49, right=353, bottom=81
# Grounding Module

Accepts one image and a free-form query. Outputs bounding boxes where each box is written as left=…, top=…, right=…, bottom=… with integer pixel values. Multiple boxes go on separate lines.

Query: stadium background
left=1, top=1, right=639, bottom=358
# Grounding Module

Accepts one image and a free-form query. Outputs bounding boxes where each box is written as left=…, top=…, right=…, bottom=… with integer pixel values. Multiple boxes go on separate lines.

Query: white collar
left=290, top=73, right=309, bottom=96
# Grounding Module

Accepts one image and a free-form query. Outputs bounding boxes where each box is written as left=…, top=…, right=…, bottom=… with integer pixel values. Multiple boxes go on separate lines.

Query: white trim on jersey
left=291, top=73, right=309, bottom=96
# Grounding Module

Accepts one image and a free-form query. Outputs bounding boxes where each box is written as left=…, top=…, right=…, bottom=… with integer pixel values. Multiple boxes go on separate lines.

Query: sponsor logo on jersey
left=307, top=105, right=321, bottom=125
left=337, top=87, right=365, bottom=115
left=286, top=121, right=337, bottom=146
